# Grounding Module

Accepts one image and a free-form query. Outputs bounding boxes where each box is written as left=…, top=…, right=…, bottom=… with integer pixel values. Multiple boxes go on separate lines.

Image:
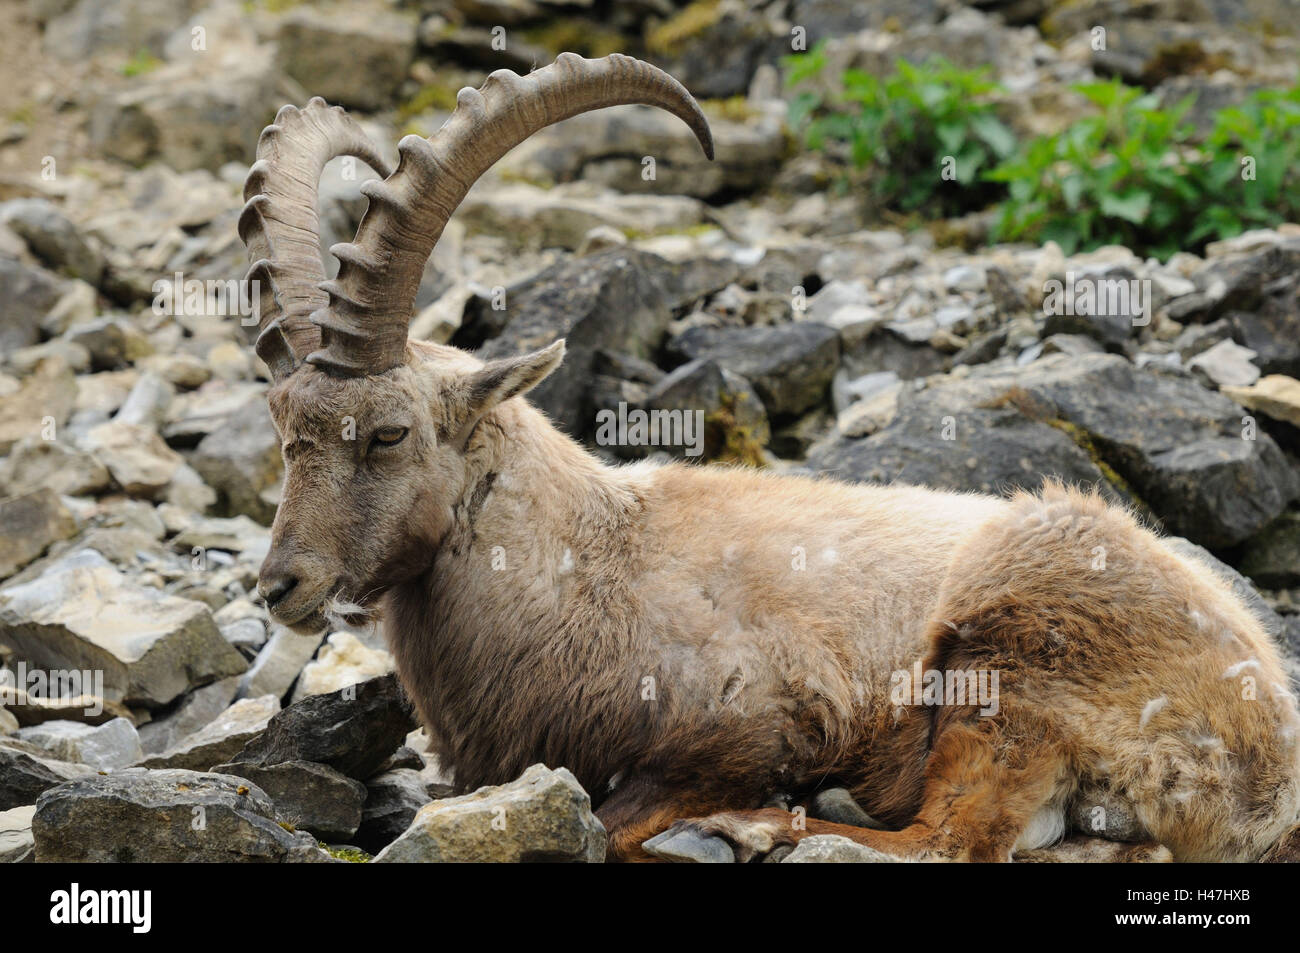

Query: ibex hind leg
left=648, top=700, right=1073, bottom=862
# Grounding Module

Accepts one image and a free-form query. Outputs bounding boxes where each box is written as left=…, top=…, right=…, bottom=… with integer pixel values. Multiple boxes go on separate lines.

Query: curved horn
left=310, top=52, right=715, bottom=377
left=239, top=98, right=394, bottom=380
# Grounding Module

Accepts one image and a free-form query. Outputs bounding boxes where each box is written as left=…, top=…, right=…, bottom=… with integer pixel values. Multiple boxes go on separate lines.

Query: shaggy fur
left=259, top=339, right=1300, bottom=862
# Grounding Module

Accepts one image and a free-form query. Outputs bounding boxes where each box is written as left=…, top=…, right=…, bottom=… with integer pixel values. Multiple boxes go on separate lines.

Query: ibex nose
left=261, top=574, right=298, bottom=609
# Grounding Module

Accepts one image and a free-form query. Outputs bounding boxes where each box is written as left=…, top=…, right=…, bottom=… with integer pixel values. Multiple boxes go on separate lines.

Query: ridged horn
left=309, top=52, right=714, bottom=377
left=238, top=97, right=394, bottom=380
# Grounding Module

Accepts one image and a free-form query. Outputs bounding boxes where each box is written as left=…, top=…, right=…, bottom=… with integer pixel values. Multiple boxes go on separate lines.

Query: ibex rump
left=241, top=54, right=1300, bottom=862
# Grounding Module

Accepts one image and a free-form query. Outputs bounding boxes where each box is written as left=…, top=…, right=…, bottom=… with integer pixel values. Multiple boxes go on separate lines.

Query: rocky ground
left=2, top=0, right=1300, bottom=862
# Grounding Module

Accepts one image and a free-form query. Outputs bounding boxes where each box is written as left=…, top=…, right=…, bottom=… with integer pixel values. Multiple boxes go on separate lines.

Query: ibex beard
left=242, top=54, right=1300, bottom=863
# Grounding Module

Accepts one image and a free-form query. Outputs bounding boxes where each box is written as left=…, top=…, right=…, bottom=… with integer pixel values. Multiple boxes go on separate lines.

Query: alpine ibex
left=241, top=53, right=1300, bottom=862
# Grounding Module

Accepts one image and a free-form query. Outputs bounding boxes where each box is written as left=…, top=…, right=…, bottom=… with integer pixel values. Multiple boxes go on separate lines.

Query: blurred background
left=1, top=0, right=1300, bottom=807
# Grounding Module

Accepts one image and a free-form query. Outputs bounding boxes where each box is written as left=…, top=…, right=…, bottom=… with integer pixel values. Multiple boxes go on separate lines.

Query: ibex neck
left=387, top=400, right=652, bottom=796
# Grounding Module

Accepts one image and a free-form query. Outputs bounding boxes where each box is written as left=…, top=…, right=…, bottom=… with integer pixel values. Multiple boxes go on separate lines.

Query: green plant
left=1192, top=84, right=1300, bottom=244
left=986, top=80, right=1201, bottom=257
left=987, top=78, right=1300, bottom=258
left=121, top=48, right=161, bottom=78
left=783, top=44, right=1016, bottom=216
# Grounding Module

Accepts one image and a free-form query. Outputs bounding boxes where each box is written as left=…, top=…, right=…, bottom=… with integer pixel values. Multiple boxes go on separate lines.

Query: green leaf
left=1100, top=190, right=1152, bottom=224
left=970, top=113, right=1017, bottom=158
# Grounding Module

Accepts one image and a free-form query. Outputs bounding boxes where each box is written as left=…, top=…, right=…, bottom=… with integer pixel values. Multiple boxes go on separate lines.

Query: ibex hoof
left=642, top=827, right=736, bottom=863
left=811, top=788, right=890, bottom=829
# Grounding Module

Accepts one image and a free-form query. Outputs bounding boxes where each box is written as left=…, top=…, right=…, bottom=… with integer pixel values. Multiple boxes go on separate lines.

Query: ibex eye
left=371, top=427, right=408, bottom=448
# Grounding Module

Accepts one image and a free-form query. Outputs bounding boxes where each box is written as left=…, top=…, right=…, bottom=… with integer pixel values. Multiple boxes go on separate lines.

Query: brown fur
left=259, top=339, right=1300, bottom=862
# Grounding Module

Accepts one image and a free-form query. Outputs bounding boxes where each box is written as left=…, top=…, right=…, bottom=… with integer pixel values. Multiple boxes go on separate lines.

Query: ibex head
left=239, top=53, right=713, bottom=633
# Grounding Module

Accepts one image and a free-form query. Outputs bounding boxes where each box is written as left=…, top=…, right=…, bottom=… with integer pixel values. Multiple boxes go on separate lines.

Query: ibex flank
left=240, top=53, right=1300, bottom=863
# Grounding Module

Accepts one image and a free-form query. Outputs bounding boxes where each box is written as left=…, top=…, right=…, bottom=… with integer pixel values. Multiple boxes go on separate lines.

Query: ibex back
left=240, top=53, right=1300, bottom=862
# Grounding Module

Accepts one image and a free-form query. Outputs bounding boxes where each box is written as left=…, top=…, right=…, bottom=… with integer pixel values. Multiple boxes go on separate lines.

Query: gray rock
left=0, top=666, right=132, bottom=730
left=0, top=256, right=63, bottom=353
left=0, top=199, right=104, bottom=286
left=41, top=279, right=97, bottom=338
left=113, top=371, right=174, bottom=430
left=82, top=421, right=184, bottom=496
left=781, top=834, right=906, bottom=863
left=31, top=768, right=328, bottom=862
left=0, top=804, right=35, bottom=863
left=275, top=5, right=416, bottom=111
left=137, top=675, right=239, bottom=756
left=237, top=627, right=324, bottom=701
left=843, top=325, right=949, bottom=382
left=0, top=739, right=93, bottom=810
left=833, top=369, right=900, bottom=415
left=0, top=359, right=77, bottom=455
left=208, top=759, right=366, bottom=842
left=418, top=23, right=549, bottom=73
left=190, top=395, right=282, bottom=524
left=15, top=717, right=142, bottom=770
left=89, top=57, right=294, bottom=174
left=1041, top=268, right=1146, bottom=349
left=0, top=488, right=77, bottom=580
left=0, top=437, right=111, bottom=498
left=228, top=673, right=417, bottom=781
left=220, top=618, right=268, bottom=654
left=1188, top=339, right=1260, bottom=388
left=647, top=5, right=786, bottom=99
left=806, top=377, right=1123, bottom=503
left=1010, top=354, right=1298, bottom=548
left=811, top=353, right=1297, bottom=548
left=626, top=359, right=770, bottom=461
left=1227, top=280, right=1300, bottom=376
left=0, top=550, right=247, bottom=708
left=140, top=695, right=279, bottom=771
left=459, top=249, right=736, bottom=436
left=171, top=514, right=269, bottom=555
left=354, top=768, right=433, bottom=853
left=42, top=0, right=205, bottom=59
left=373, top=764, right=605, bottom=863
left=791, top=0, right=938, bottom=37
left=805, top=280, right=869, bottom=324
left=1236, top=511, right=1300, bottom=589
left=668, top=323, right=841, bottom=419
left=65, top=318, right=149, bottom=371
left=458, top=185, right=705, bottom=251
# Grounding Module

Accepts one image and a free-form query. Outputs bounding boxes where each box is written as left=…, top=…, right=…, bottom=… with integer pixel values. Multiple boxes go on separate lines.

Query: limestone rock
left=140, top=695, right=279, bottom=771
left=31, top=768, right=329, bottom=862
left=373, top=764, right=605, bottom=863
left=0, top=549, right=247, bottom=708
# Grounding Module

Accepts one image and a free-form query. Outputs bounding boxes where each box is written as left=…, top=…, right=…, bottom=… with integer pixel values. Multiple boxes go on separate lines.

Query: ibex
left=241, top=53, right=1300, bottom=862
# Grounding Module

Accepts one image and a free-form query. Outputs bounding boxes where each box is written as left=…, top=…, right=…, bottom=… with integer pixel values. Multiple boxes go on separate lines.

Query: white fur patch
left=323, top=593, right=375, bottom=637
left=1139, top=695, right=1168, bottom=729
left=1014, top=803, right=1066, bottom=852
left=1222, top=658, right=1261, bottom=679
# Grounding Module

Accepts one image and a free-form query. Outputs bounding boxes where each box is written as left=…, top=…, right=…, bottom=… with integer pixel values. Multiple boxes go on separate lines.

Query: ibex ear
left=453, top=340, right=565, bottom=445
